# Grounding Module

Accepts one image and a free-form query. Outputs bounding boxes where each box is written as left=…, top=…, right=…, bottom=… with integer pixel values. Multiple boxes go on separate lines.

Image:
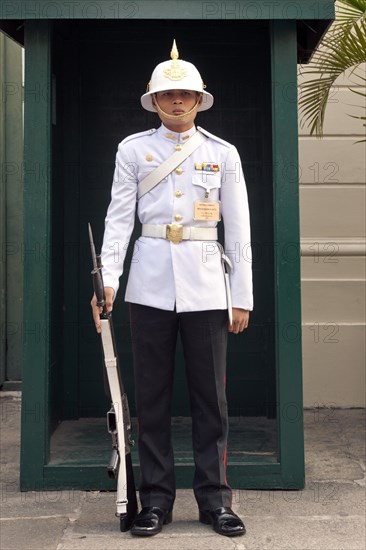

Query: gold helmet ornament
left=140, top=40, right=214, bottom=113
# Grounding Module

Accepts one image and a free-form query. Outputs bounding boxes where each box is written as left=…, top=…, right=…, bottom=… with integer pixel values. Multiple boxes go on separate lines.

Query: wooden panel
left=0, top=1, right=335, bottom=20
left=20, top=19, right=52, bottom=490
left=299, top=87, right=366, bottom=137
left=299, top=139, right=366, bottom=185
left=301, top=255, right=366, bottom=280
left=0, top=34, right=6, bottom=386
left=270, top=19, right=305, bottom=488
left=302, top=324, right=366, bottom=407
left=300, top=186, right=366, bottom=238
left=302, top=280, right=366, bottom=323
left=0, top=34, right=23, bottom=387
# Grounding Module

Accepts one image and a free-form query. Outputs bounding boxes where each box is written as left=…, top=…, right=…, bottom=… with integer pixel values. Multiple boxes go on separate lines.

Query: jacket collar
left=157, top=123, right=196, bottom=144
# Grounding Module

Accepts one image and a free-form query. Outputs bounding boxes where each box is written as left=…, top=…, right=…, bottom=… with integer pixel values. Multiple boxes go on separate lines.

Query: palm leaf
left=337, top=0, right=366, bottom=20
left=348, top=84, right=366, bottom=141
left=299, top=0, right=366, bottom=137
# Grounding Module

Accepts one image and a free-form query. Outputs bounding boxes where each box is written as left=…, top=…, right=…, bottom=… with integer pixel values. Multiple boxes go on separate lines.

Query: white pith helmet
left=140, top=39, right=214, bottom=112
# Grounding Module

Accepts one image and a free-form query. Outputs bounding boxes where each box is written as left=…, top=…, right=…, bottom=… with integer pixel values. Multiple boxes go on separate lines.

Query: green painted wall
left=0, top=32, right=23, bottom=388
left=0, top=0, right=335, bottom=20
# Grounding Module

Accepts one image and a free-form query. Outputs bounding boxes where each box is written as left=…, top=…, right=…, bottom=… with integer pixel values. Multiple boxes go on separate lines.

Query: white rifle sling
left=100, top=318, right=128, bottom=515
left=137, top=130, right=207, bottom=199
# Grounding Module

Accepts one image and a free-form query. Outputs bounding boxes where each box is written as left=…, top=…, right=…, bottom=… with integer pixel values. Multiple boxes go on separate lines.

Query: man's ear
left=152, top=94, right=158, bottom=111
left=197, top=93, right=203, bottom=106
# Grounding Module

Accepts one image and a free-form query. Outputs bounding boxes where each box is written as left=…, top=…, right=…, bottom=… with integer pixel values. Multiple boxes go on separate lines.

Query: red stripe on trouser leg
left=223, top=446, right=233, bottom=506
left=223, top=375, right=230, bottom=503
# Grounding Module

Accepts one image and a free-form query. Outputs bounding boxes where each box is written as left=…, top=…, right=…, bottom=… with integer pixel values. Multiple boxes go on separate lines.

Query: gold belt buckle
left=166, top=224, right=183, bottom=244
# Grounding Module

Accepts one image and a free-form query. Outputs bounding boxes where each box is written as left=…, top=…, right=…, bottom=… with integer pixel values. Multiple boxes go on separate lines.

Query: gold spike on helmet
left=140, top=40, right=214, bottom=112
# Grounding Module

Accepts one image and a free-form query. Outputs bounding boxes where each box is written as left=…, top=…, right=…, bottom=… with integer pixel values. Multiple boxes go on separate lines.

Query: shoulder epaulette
left=197, top=126, right=232, bottom=148
left=121, top=128, right=157, bottom=145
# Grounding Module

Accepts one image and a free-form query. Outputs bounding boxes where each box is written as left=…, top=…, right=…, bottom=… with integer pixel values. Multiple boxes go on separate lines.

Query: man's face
left=153, top=89, right=202, bottom=131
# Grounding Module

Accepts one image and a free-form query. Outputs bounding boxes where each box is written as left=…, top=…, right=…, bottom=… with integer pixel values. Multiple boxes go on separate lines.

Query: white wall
left=298, top=65, right=366, bottom=407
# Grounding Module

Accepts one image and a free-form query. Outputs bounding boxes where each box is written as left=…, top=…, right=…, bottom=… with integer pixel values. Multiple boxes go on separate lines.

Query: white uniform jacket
left=101, top=123, right=253, bottom=313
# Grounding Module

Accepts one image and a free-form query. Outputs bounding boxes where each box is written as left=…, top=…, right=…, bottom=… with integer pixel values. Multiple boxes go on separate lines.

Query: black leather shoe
left=130, top=506, right=172, bottom=536
left=199, top=507, right=246, bottom=537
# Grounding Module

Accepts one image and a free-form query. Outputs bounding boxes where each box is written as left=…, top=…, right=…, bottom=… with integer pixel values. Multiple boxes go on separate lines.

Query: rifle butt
left=119, top=452, right=138, bottom=532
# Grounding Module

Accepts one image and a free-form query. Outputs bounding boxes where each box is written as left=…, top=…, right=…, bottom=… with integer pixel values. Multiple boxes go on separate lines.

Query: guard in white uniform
left=92, top=41, right=253, bottom=538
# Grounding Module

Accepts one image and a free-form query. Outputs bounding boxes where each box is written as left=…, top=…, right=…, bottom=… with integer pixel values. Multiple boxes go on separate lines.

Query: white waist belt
left=142, top=224, right=217, bottom=244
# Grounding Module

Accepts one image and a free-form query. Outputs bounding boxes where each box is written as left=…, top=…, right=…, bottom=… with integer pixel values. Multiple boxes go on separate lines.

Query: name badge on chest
left=194, top=184, right=221, bottom=221
left=194, top=200, right=221, bottom=221
left=193, top=164, right=221, bottom=221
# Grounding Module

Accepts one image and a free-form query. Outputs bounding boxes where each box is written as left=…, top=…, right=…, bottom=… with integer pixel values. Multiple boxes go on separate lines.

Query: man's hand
left=228, top=308, right=249, bottom=334
left=90, top=287, right=115, bottom=333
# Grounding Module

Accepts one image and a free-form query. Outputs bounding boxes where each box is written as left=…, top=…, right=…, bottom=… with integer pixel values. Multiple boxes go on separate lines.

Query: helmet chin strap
left=153, top=95, right=201, bottom=121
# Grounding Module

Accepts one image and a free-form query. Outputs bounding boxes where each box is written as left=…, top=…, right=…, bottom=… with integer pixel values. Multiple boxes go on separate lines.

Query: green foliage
left=298, top=0, right=366, bottom=139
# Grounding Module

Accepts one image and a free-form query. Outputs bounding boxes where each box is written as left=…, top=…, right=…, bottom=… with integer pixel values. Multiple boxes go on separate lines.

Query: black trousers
left=129, top=303, right=232, bottom=511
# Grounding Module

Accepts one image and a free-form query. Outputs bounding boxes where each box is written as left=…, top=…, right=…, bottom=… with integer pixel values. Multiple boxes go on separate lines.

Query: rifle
left=88, top=223, right=138, bottom=531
